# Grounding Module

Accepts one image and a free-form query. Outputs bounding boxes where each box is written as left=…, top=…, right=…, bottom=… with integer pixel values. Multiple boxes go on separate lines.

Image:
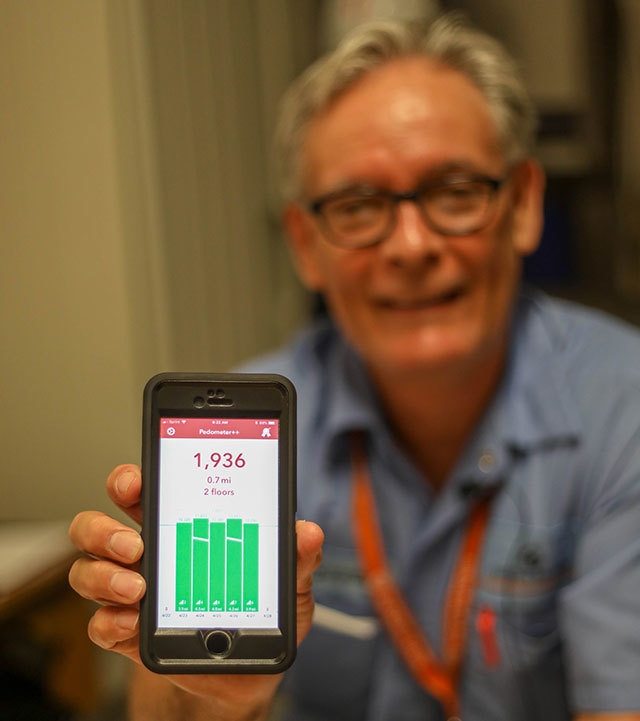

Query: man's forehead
left=386, top=83, right=434, bottom=125
left=302, top=57, right=504, bottom=193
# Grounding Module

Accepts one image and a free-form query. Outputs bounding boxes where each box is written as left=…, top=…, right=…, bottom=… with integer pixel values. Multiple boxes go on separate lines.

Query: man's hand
left=68, top=464, right=324, bottom=718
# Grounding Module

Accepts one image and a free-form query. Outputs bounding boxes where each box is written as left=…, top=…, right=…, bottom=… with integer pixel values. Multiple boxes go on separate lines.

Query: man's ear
left=283, top=204, right=327, bottom=291
left=510, top=159, right=546, bottom=256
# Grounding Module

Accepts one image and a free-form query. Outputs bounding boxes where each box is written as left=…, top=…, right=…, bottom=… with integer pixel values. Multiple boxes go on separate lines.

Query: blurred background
left=1, top=0, right=638, bottom=718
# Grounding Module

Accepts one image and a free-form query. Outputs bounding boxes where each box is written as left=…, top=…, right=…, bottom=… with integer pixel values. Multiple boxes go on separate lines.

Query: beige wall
left=0, top=0, right=314, bottom=521
left=1, top=0, right=140, bottom=520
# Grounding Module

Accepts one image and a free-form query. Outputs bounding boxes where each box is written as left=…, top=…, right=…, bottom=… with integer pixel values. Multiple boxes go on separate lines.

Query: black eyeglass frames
left=308, top=174, right=505, bottom=249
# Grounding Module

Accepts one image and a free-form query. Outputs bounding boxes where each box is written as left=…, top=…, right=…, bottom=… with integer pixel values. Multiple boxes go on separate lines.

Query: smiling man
left=281, top=47, right=543, bottom=492
left=68, top=15, right=640, bottom=721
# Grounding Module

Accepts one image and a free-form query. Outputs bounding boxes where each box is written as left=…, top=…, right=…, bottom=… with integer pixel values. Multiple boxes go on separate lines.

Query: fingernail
left=116, top=609, right=139, bottom=631
left=110, top=571, right=144, bottom=600
left=115, top=470, right=136, bottom=497
left=108, top=531, right=142, bottom=561
left=90, top=629, right=116, bottom=649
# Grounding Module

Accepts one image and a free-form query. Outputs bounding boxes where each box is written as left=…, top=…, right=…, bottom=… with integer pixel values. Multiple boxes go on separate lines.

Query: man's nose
left=381, top=200, right=446, bottom=265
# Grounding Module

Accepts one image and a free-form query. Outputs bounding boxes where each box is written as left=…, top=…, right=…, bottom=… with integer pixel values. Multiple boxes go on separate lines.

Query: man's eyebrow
left=418, top=161, right=490, bottom=181
left=314, top=181, right=382, bottom=198
left=314, top=161, right=494, bottom=198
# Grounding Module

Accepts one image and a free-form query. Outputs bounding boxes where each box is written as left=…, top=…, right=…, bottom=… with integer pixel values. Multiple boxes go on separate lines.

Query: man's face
left=286, top=57, right=543, bottom=381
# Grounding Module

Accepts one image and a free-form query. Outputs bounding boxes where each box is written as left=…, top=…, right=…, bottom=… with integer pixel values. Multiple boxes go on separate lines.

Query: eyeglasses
left=308, top=174, right=506, bottom=249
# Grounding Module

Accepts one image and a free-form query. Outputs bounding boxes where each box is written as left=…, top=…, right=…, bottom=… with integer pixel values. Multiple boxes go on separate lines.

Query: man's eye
left=444, top=183, right=483, bottom=199
left=431, top=183, right=487, bottom=211
left=330, top=197, right=384, bottom=223
left=335, top=198, right=378, bottom=214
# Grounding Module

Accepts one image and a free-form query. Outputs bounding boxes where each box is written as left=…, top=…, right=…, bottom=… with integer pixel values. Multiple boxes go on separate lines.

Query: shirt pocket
left=479, top=519, right=573, bottom=642
left=469, top=521, right=574, bottom=685
left=460, top=523, right=572, bottom=721
left=473, top=578, right=562, bottom=670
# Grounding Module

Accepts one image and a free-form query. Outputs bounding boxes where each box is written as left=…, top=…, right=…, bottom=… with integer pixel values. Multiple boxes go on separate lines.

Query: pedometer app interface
left=156, top=417, right=279, bottom=629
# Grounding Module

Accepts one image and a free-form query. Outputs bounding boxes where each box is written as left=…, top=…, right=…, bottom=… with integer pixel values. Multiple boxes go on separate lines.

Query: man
left=68, top=15, right=640, bottom=721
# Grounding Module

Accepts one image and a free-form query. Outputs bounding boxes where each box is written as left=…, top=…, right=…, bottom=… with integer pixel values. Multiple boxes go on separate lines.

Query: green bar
left=193, top=517, right=209, bottom=539
left=209, top=522, right=225, bottom=611
left=227, top=518, right=242, bottom=540
left=175, top=523, right=192, bottom=612
left=192, top=538, right=208, bottom=611
left=243, top=523, right=259, bottom=612
left=226, top=517, right=242, bottom=611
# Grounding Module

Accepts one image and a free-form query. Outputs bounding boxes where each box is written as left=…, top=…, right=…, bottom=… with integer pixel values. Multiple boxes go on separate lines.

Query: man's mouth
left=376, top=286, right=466, bottom=310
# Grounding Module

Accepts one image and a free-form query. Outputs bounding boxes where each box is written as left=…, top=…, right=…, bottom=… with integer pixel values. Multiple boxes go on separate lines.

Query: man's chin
left=364, top=335, right=479, bottom=379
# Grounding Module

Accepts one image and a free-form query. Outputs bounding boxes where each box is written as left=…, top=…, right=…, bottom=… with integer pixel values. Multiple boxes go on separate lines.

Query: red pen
left=476, top=605, right=501, bottom=668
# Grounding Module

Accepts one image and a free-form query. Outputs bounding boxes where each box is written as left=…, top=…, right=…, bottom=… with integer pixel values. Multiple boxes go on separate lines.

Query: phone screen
left=156, top=417, right=279, bottom=630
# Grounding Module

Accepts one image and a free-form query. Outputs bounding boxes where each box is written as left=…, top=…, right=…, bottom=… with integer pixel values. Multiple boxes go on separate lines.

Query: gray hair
left=274, top=13, right=537, bottom=205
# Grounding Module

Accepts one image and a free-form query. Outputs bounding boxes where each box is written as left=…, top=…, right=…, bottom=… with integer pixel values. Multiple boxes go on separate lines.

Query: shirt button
left=478, top=450, right=496, bottom=473
left=517, top=543, right=544, bottom=570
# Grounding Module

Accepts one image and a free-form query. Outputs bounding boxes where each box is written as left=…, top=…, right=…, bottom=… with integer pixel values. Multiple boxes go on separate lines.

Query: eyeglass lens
left=319, top=179, right=497, bottom=247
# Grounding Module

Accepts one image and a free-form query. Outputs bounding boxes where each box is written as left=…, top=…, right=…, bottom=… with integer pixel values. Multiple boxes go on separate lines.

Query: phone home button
left=205, top=630, right=232, bottom=657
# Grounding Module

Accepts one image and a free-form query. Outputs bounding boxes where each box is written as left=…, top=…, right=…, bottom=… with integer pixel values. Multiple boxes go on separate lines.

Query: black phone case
left=139, top=372, right=297, bottom=673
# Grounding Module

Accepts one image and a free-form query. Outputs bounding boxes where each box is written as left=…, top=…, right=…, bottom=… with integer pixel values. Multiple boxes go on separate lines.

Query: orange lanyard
left=351, top=432, right=492, bottom=719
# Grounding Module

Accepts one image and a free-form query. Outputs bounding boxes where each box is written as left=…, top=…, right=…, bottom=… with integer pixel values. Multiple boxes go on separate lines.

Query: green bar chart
left=175, top=523, right=192, bottom=611
left=209, top=523, right=225, bottom=611
left=174, top=518, right=259, bottom=613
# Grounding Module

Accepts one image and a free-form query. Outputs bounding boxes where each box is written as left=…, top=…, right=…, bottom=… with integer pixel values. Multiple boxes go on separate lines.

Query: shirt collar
left=321, top=331, right=384, bottom=448
left=498, top=288, right=583, bottom=451
left=447, top=289, right=583, bottom=494
left=315, top=288, right=583, bottom=478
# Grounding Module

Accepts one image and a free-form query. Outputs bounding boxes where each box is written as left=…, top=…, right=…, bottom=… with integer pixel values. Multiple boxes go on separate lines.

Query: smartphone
left=139, top=372, right=296, bottom=673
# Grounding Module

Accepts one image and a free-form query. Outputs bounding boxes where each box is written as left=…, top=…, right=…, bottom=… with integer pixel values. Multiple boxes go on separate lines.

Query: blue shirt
left=241, top=289, right=640, bottom=721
